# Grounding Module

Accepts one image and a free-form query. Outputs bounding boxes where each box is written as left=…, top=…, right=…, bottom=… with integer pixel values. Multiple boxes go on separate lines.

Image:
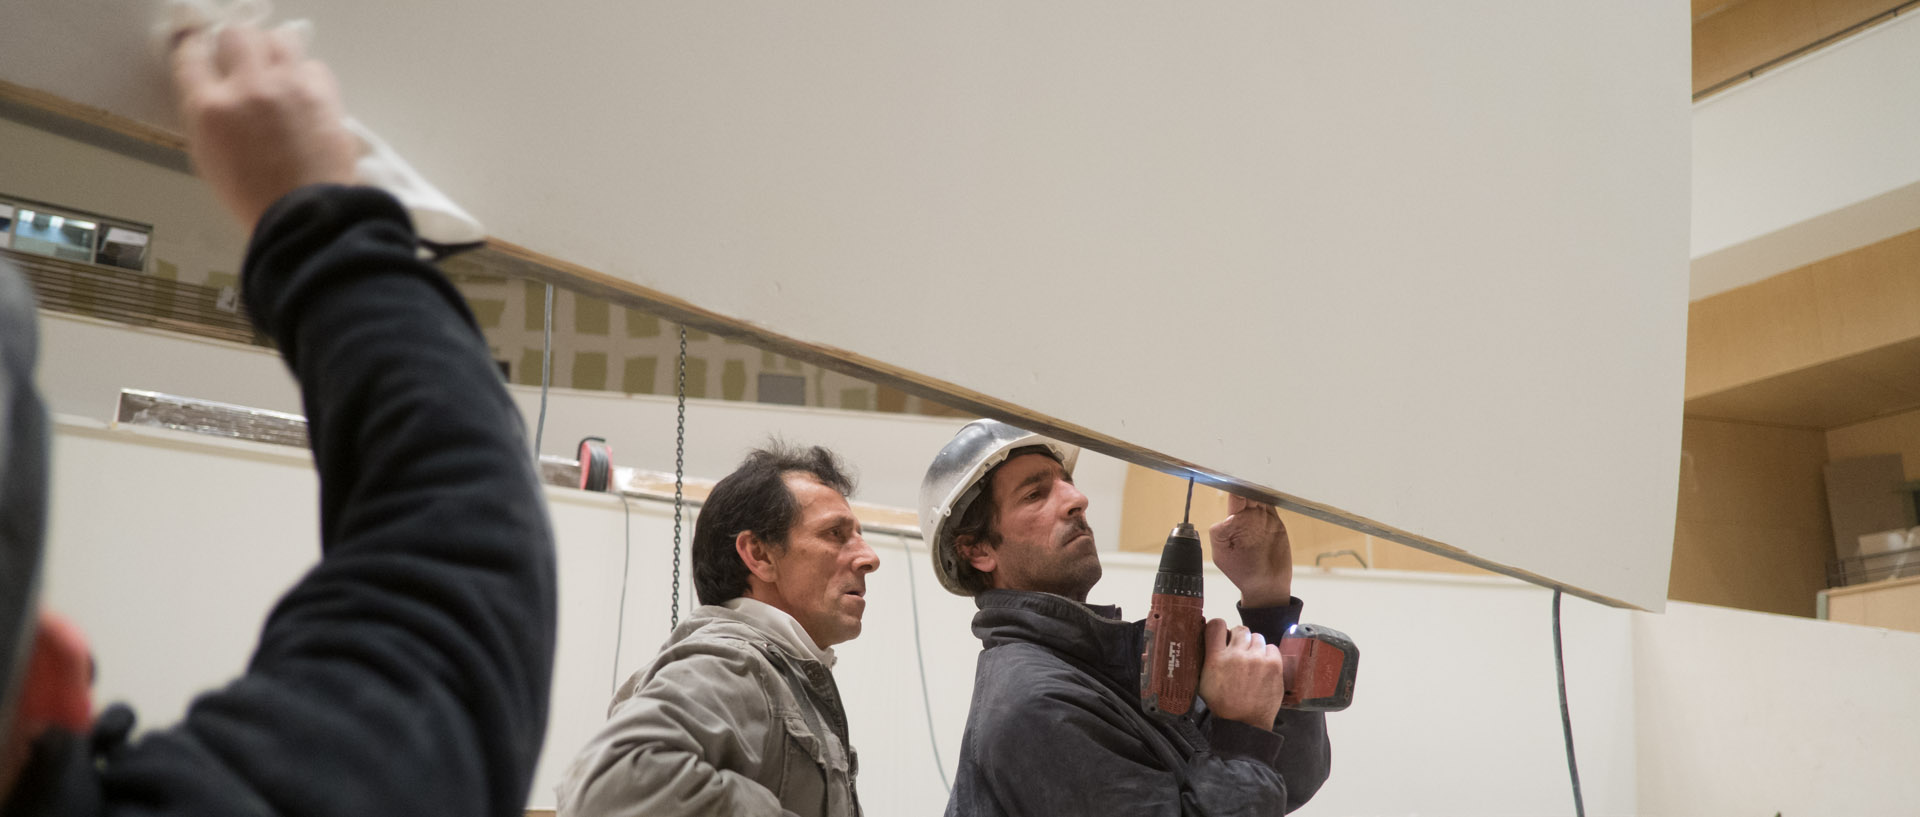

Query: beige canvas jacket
left=555, top=601, right=862, bottom=817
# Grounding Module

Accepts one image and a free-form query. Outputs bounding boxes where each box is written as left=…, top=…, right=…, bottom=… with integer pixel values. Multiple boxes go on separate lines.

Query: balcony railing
left=3, top=246, right=265, bottom=347
left=1829, top=544, right=1920, bottom=587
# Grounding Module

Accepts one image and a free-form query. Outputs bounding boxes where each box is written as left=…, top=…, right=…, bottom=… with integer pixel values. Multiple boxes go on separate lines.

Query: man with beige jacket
left=557, top=444, right=878, bottom=817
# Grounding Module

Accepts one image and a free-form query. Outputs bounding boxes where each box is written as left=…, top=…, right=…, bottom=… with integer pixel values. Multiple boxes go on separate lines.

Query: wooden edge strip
left=1693, top=0, right=1920, bottom=101
left=1822, top=572, right=1920, bottom=597
left=0, top=79, right=188, bottom=153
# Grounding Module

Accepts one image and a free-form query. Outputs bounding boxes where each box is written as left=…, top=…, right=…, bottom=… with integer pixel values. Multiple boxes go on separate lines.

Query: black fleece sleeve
left=1203, top=599, right=1332, bottom=814
left=96, top=185, right=557, bottom=817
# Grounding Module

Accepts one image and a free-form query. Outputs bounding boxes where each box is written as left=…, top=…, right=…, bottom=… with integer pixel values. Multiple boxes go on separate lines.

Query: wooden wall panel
left=1825, top=575, right=1920, bottom=632
left=1829, top=405, right=1920, bottom=479
left=1685, top=335, right=1920, bottom=428
left=1686, top=226, right=1920, bottom=400
left=1694, top=0, right=1908, bottom=95
left=1694, top=0, right=1743, bottom=20
left=1826, top=589, right=1868, bottom=622
left=1671, top=418, right=1832, bottom=617
left=1686, top=267, right=1828, bottom=398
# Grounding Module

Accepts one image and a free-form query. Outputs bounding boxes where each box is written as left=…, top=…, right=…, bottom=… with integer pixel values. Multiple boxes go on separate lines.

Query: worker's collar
left=722, top=596, right=835, bottom=668
left=972, top=589, right=1139, bottom=684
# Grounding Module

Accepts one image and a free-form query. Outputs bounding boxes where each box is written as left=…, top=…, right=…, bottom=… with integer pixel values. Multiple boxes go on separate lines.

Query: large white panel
left=4, top=2, right=1690, bottom=608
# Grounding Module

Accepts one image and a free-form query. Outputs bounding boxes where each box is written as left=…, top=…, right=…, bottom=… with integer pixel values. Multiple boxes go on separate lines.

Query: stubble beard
left=1006, top=519, right=1103, bottom=602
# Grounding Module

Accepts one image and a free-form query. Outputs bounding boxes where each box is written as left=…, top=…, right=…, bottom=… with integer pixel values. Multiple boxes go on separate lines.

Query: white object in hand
left=155, top=0, right=487, bottom=254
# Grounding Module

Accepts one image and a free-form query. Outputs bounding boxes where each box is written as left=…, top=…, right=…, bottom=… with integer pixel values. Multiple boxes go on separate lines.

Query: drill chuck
left=1151, top=522, right=1204, bottom=595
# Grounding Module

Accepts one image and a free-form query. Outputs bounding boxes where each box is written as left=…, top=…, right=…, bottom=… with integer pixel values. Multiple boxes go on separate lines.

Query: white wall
left=42, top=421, right=319, bottom=727
left=1633, top=603, right=1920, bottom=816
left=1691, top=11, right=1920, bottom=300
left=3, top=1, right=1691, bottom=611
left=38, top=312, right=303, bottom=418
left=64, top=416, right=1920, bottom=816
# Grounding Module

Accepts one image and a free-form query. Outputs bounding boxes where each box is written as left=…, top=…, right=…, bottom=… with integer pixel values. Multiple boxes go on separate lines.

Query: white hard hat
left=918, top=419, right=1078, bottom=595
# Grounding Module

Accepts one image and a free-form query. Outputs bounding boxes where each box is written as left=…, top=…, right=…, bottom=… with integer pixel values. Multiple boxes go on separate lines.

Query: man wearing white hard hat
left=919, top=420, right=1331, bottom=816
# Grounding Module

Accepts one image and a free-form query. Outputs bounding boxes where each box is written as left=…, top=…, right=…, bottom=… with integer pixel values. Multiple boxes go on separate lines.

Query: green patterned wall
left=450, top=274, right=963, bottom=416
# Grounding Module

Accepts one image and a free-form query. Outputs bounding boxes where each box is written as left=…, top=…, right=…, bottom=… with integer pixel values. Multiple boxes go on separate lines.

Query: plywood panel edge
left=1693, top=0, right=1915, bottom=98
left=0, top=79, right=186, bottom=153
left=475, top=237, right=1650, bottom=610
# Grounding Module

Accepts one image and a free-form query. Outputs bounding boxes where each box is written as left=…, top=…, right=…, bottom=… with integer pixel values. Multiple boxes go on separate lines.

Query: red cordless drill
left=1141, top=479, right=1359, bottom=717
left=1141, top=515, right=1206, bottom=716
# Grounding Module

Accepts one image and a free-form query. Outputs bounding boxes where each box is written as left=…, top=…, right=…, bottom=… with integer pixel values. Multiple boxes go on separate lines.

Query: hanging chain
left=532, top=284, right=554, bottom=459
left=671, top=326, right=687, bottom=630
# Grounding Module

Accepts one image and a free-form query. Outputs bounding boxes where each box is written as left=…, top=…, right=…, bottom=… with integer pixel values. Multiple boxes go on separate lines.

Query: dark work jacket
left=3, top=186, right=558, bottom=817
left=946, top=590, right=1331, bottom=817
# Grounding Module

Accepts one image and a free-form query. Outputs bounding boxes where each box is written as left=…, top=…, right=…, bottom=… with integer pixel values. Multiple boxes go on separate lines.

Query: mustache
left=1056, top=519, right=1094, bottom=546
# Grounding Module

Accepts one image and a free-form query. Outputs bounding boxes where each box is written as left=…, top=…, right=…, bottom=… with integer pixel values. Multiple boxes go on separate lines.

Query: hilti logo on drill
left=1166, top=643, right=1182, bottom=677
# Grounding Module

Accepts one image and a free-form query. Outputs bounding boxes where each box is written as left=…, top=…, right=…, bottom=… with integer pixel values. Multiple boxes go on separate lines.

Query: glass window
left=95, top=226, right=149, bottom=271
left=1, top=197, right=153, bottom=271
left=11, top=208, right=98, bottom=263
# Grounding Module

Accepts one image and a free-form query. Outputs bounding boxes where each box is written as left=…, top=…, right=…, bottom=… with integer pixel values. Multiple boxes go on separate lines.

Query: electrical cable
left=903, top=533, right=951, bottom=794
left=611, top=494, right=633, bottom=696
left=1313, top=549, right=1370, bottom=569
left=1552, top=588, right=1586, bottom=817
left=533, top=283, right=554, bottom=457
left=670, top=326, right=687, bottom=630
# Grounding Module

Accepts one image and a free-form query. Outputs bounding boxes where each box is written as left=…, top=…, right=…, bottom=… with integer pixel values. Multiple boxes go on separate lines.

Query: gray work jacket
left=555, top=603, right=862, bottom=817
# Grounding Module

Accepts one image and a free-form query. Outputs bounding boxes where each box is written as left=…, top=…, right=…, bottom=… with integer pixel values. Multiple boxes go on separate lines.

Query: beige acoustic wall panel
left=0, top=2, right=1690, bottom=609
